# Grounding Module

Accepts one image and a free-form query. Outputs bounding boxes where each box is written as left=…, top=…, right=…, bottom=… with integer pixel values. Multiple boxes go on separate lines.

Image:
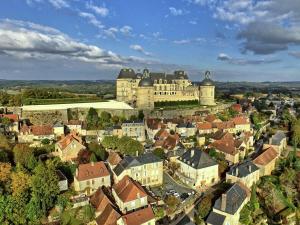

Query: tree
left=111, top=115, right=120, bottom=124
left=101, top=136, right=119, bottom=150
left=153, top=148, right=165, bottom=159
left=0, top=91, right=10, bottom=106
left=165, top=195, right=180, bottom=213
left=41, top=138, right=50, bottom=145
left=100, top=111, right=111, bottom=123
left=11, top=169, right=31, bottom=198
left=0, top=162, right=11, bottom=183
left=88, top=142, right=107, bottom=161
left=13, top=144, right=34, bottom=168
left=292, top=119, right=300, bottom=147
left=197, top=194, right=213, bottom=219
left=250, top=184, right=259, bottom=211
left=31, top=161, right=59, bottom=216
left=86, top=107, right=100, bottom=129
left=239, top=204, right=252, bottom=225
left=0, top=150, right=9, bottom=162
left=117, top=136, right=143, bottom=156
left=0, top=134, right=10, bottom=151
left=138, top=110, right=144, bottom=120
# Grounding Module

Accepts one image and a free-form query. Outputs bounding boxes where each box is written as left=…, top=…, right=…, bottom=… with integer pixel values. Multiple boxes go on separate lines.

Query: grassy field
left=22, top=97, right=105, bottom=105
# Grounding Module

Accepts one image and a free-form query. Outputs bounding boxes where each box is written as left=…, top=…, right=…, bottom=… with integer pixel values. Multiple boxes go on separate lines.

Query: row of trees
left=101, top=136, right=144, bottom=156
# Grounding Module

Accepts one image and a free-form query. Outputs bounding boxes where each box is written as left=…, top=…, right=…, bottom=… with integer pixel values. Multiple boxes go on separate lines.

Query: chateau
left=116, top=68, right=215, bottom=109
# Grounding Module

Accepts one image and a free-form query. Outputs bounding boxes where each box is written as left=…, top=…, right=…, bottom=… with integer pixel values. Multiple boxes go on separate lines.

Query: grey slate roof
left=113, top=153, right=162, bottom=176
left=214, top=183, right=248, bottom=215
left=179, top=149, right=217, bottom=169
left=227, top=161, right=259, bottom=178
left=206, top=211, right=226, bottom=225
left=117, top=68, right=137, bottom=79
left=271, top=131, right=286, bottom=145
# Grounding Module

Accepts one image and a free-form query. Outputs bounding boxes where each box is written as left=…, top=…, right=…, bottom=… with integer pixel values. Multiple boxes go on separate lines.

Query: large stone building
left=116, top=68, right=215, bottom=109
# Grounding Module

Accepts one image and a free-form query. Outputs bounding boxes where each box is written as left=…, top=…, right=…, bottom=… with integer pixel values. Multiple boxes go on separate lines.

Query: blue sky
left=0, top=0, right=300, bottom=81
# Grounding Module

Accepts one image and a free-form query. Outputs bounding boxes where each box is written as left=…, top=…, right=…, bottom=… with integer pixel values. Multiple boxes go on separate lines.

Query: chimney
left=75, top=169, right=78, bottom=177
left=221, top=194, right=227, bottom=211
left=236, top=168, right=239, bottom=176
left=136, top=151, right=139, bottom=157
left=191, top=149, right=195, bottom=157
left=248, top=165, right=251, bottom=173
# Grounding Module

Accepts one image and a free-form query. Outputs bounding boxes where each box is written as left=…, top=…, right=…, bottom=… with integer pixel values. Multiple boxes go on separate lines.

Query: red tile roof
left=113, top=175, right=147, bottom=203
left=253, top=147, right=278, bottom=166
left=231, top=104, right=242, bottom=113
left=211, top=134, right=238, bottom=155
left=90, top=188, right=113, bottom=213
left=205, top=114, right=218, bottom=123
left=67, top=120, right=82, bottom=125
left=213, top=121, right=235, bottom=130
left=76, top=161, right=109, bottom=181
left=197, top=122, right=212, bottom=130
left=57, top=133, right=83, bottom=150
left=0, top=114, right=19, bottom=122
left=21, top=124, right=53, bottom=136
left=107, top=152, right=122, bottom=166
left=231, top=116, right=249, bottom=125
left=146, top=118, right=163, bottom=130
left=154, top=128, right=169, bottom=140
left=95, top=203, right=121, bottom=225
left=120, top=206, right=155, bottom=225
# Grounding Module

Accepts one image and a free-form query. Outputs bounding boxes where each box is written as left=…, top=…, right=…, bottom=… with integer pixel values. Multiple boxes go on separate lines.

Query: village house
left=112, top=153, right=163, bottom=187
left=210, top=133, right=246, bottom=164
left=56, top=170, right=68, bottom=192
left=145, top=118, right=164, bottom=141
left=176, top=122, right=197, bottom=137
left=117, top=206, right=155, bottom=225
left=154, top=129, right=180, bottom=150
left=112, top=175, right=149, bottom=213
left=121, top=120, right=146, bottom=142
left=0, top=113, right=19, bottom=132
left=54, top=132, right=86, bottom=162
left=107, top=152, right=122, bottom=169
left=206, top=183, right=250, bottom=225
left=74, top=161, right=111, bottom=195
left=112, top=125, right=123, bottom=138
left=18, top=124, right=54, bottom=144
left=197, top=122, right=213, bottom=135
left=205, top=114, right=221, bottom=123
left=269, top=130, right=287, bottom=154
left=231, top=103, right=243, bottom=113
left=53, top=121, right=65, bottom=137
left=66, top=120, right=85, bottom=135
left=213, top=121, right=235, bottom=133
left=253, top=146, right=279, bottom=177
left=226, top=161, right=260, bottom=188
left=176, top=149, right=219, bottom=188
left=231, top=116, right=252, bottom=133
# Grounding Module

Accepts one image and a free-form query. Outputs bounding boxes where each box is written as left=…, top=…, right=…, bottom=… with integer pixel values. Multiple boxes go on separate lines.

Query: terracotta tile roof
left=21, top=124, right=53, bottom=136
left=107, top=152, right=122, bottom=166
left=211, top=135, right=238, bottom=155
left=205, top=114, right=218, bottom=123
left=197, top=122, right=212, bottom=130
left=90, top=188, right=113, bottom=213
left=76, top=161, right=109, bottom=181
left=146, top=118, right=163, bottom=130
left=0, top=114, right=19, bottom=122
left=253, top=147, right=278, bottom=166
left=113, top=175, right=147, bottom=203
left=154, top=134, right=179, bottom=150
left=154, top=128, right=169, bottom=140
left=231, top=104, right=242, bottom=113
left=231, top=116, right=249, bottom=125
left=213, top=121, right=235, bottom=130
left=120, top=206, right=155, bottom=225
left=57, top=133, right=83, bottom=150
left=95, top=203, right=121, bottom=225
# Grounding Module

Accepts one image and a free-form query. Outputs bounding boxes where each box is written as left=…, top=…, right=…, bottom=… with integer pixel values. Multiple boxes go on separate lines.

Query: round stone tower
left=136, top=69, right=154, bottom=109
left=200, top=71, right=215, bottom=106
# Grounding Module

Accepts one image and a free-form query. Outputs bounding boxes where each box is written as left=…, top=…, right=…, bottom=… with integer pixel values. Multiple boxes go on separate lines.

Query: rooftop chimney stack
left=221, top=194, right=227, bottom=211
left=191, top=149, right=195, bottom=157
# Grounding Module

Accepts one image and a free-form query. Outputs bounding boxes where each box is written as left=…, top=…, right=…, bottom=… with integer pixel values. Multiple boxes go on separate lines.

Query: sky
left=0, top=0, right=300, bottom=81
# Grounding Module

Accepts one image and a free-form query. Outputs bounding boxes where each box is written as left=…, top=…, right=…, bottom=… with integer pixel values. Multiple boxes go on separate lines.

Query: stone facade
left=116, top=68, right=215, bottom=109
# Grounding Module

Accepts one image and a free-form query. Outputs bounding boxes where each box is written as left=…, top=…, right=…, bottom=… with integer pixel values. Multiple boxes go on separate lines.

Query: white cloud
left=217, top=53, right=280, bottom=65
left=189, top=20, right=197, bottom=25
left=78, top=12, right=104, bottom=29
left=48, top=0, right=69, bottom=8
left=173, top=39, right=191, bottom=44
left=120, top=25, right=134, bottom=36
left=86, top=2, right=109, bottom=17
left=130, top=44, right=152, bottom=56
left=169, top=7, right=184, bottom=16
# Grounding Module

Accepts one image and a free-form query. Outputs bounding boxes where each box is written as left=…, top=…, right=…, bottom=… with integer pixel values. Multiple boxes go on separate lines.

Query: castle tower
left=200, top=71, right=215, bottom=106
left=116, top=68, right=139, bottom=103
left=136, top=69, right=154, bottom=109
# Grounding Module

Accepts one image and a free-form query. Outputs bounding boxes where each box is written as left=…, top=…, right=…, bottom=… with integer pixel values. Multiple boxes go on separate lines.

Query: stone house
left=117, top=206, right=155, bottom=225
left=18, top=124, right=55, bottom=144
left=56, top=170, right=68, bottom=192
left=121, top=120, right=146, bottom=142
left=253, top=146, right=279, bottom=177
left=226, top=161, right=260, bottom=188
left=176, top=122, right=197, bottom=137
left=54, top=132, right=86, bottom=162
left=269, top=130, right=287, bottom=154
left=112, top=175, right=148, bottom=214
left=176, top=149, right=219, bottom=188
left=206, top=183, right=250, bottom=225
left=112, top=153, right=163, bottom=187
left=74, top=161, right=111, bottom=195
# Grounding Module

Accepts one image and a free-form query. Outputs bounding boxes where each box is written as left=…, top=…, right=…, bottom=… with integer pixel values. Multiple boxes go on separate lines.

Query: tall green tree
left=13, top=144, right=34, bottom=168
left=31, top=161, right=59, bottom=216
left=86, top=108, right=100, bottom=129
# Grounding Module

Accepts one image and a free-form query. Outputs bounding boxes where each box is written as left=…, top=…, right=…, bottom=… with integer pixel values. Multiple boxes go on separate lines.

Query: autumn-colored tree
left=197, top=194, right=213, bottom=218
left=165, top=195, right=180, bottom=213
left=11, top=170, right=31, bottom=198
left=13, top=144, right=34, bottom=167
left=0, top=134, right=10, bottom=151
left=0, top=162, right=11, bottom=183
